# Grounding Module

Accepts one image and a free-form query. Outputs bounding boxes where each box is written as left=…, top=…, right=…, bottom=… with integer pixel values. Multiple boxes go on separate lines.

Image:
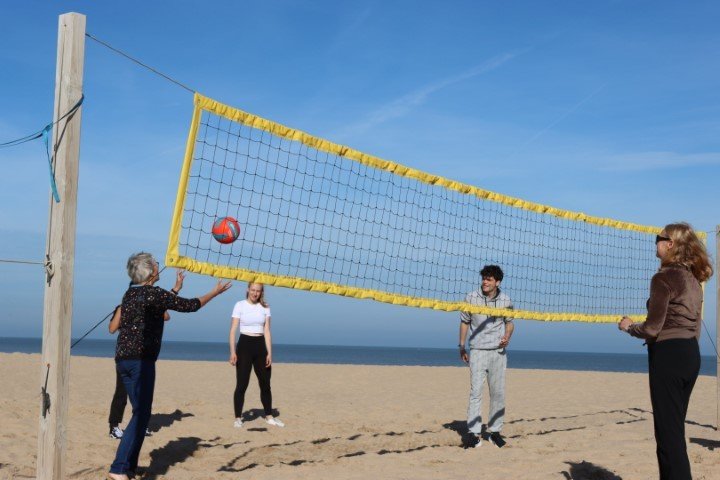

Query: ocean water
left=1, top=337, right=715, bottom=376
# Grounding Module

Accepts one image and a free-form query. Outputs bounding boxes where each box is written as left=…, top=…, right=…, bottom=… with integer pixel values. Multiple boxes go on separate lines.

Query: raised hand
left=173, top=270, right=186, bottom=293
left=214, top=280, right=232, bottom=296
left=198, top=280, right=232, bottom=307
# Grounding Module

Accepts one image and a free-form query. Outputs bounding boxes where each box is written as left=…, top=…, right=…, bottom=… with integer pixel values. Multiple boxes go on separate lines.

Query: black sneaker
left=464, top=433, right=482, bottom=449
left=489, top=432, right=506, bottom=448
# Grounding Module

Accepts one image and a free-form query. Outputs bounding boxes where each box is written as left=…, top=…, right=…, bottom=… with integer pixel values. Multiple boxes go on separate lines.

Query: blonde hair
left=246, top=282, right=268, bottom=308
left=662, top=223, right=713, bottom=282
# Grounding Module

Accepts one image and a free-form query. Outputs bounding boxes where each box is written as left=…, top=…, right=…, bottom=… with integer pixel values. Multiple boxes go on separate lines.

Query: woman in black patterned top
left=109, top=252, right=231, bottom=480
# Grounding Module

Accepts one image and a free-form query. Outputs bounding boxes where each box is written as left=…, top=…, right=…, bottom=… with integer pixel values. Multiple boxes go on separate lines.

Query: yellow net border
left=166, top=93, right=703, bottom=323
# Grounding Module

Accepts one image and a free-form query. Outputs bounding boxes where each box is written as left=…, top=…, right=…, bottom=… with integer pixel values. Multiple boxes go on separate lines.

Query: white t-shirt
left=232, top=300, right=271, bottom=335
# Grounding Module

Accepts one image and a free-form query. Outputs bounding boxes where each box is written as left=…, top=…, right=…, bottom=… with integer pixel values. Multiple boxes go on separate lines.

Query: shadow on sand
left=689, top=437, right=720, bottom=451
left=560, top=461, right=622, bottom=480
left=147, top=409, right=194, bottom=433
left=143, top=437, right=205, bottom=479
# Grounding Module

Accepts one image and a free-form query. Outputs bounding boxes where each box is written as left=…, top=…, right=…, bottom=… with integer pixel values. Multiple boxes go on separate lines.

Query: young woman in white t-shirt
left=228, top=283, right=284, bottom=428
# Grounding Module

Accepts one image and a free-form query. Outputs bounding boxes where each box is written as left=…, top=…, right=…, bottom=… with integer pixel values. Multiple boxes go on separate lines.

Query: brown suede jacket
left=628, top=263, right=703, bottom=343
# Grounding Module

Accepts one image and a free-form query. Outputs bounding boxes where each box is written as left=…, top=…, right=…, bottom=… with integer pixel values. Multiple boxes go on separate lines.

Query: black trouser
left=648, top=338, right=700, bottom=480
left=234, top=334, right=272, bottom=418
left=109, top=367, right=128, bottom=426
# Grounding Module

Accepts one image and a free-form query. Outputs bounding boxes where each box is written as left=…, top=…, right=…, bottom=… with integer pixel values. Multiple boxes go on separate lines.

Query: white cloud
left=335, top=52, right=521, bottom=138
left=507, top=84, right=607, bottom=160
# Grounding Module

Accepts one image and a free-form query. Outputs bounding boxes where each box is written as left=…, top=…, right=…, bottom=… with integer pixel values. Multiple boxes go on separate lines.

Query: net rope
left=166, top=94, right=676, bottom=322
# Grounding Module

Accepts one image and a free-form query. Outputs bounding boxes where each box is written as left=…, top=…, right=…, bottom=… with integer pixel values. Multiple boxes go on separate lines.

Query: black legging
left=648, top=338, right=700, bottom=480
left=109, top=368, right=128, bottom=426
left=234, top=334, right=272, bottom=418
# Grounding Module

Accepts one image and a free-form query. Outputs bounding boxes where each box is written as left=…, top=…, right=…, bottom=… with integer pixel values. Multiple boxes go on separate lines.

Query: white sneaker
left=109, top=426, right=124, bottom=439
left=233, top=418, right=243, bottom=428
left=265, top=417, right=285, bottom=427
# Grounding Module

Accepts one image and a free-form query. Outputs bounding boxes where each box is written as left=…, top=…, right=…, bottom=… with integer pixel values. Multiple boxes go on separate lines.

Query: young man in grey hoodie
left=459, top=265, right=514, bottom=448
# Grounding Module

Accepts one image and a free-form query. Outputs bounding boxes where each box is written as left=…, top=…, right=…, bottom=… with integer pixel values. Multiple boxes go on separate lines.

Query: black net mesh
left=176, top=109, right=657, bottom=318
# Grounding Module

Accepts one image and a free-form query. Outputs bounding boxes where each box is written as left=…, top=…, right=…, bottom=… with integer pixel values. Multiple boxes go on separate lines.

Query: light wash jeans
left=467, top=348, right=506, bottom=435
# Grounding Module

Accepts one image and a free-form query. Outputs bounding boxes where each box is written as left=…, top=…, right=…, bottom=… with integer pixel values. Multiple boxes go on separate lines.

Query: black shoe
left=489, top=432, right=506, bottom=448
left=464, top=433, right=482, bottom=449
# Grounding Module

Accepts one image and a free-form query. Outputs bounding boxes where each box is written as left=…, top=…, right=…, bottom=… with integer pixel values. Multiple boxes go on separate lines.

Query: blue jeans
left=110, top=359, right=156, bottom=474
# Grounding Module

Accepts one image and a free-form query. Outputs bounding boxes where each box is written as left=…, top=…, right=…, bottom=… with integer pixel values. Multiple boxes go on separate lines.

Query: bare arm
left=229, top=317, right=239, bottom=365
left=198, top=280, right=232, bottom=307
left=499, top=321, right=514, bottom=348
left=459, top=321, right=469, bottom=363
left=499, top=303, right=515, bottom=348
left=172, top=270, right=185, bottom=294
left=459, top=321, right=469, bottom=348
left=108, top=306, right=122, bottom=334
left=264, top=316, right=272, bottom=367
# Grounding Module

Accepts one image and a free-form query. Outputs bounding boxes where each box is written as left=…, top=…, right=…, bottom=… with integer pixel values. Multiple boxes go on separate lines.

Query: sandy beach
left=0, top=352, right=718, bottom=479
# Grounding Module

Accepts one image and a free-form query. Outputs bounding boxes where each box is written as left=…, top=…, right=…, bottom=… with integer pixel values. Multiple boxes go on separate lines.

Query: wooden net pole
left=37, top=12, right=85, bottom=480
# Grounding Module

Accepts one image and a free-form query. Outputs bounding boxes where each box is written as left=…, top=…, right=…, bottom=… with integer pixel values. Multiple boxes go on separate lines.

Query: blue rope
left=41, top=125, right=60, bottom=202
left=0, top=95, right=85, bottom=203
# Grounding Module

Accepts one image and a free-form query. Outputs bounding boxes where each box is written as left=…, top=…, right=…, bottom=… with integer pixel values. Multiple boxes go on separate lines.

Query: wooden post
left=37, top=12, right=85, bottom=480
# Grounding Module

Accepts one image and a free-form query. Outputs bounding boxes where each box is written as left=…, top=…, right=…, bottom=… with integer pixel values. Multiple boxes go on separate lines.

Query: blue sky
left=1, top=1, right=718, bottom=355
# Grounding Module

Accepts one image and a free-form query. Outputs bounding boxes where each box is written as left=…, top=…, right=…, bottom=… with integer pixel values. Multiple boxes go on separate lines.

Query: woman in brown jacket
left=619, top=222, right=713, bottom=480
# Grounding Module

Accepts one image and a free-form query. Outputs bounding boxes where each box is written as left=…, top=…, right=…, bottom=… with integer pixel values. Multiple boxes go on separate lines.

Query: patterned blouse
left=115, top=285, right=201, bottom=361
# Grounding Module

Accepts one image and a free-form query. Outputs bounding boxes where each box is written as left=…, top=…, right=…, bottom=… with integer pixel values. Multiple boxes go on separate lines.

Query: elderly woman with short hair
left=108, top=252, right=231, bottom=480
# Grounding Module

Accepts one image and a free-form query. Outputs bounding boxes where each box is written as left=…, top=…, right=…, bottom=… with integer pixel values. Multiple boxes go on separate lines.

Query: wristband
left=171, top=289, right=179, bottom=295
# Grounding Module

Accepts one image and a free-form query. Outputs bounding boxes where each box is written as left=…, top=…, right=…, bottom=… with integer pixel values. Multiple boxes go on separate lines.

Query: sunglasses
left=655, top=235, right=671, bottom=244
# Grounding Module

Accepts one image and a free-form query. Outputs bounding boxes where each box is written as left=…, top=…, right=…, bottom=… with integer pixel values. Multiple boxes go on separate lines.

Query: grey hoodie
left=460, top=288, right=513, bottom=350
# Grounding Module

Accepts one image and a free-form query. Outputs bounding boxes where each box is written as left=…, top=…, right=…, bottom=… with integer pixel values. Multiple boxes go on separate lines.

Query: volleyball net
left=166, top=93, right=681, bottom=323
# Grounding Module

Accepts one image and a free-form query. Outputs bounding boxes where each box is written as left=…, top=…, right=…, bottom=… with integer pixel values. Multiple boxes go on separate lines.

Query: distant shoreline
left=1, top=337, right=715, bottom=376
